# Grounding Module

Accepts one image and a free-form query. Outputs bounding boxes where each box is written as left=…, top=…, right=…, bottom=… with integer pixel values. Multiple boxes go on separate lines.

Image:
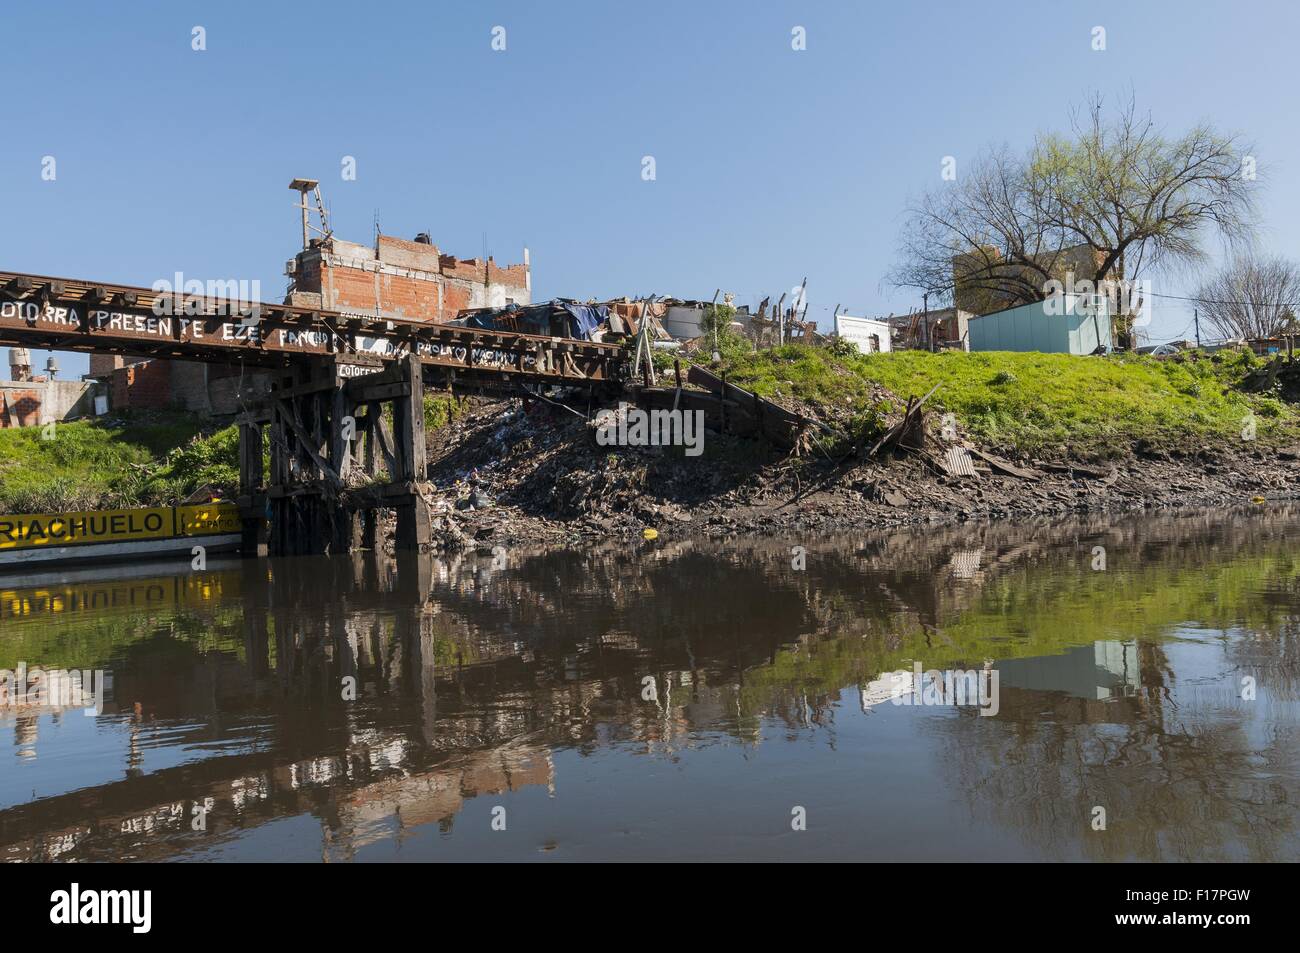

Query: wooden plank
left=351, top=381, right=411, bottom=403
left=374, top=411, right=399, bottom=478
left=634, top=387, right=760, bottom=433
left=0, top=270, right=627, bottom=384
left=967, top=447, right=1039, bottom=480
left=343, top=363, right=406, bottom=396
left=683, top=364, right=805, bottom=447
left=686, top=364, right=803, bottom=426
left=1038, top=461, right=1116, bottom=480
left=331, top=388, right=353, bottom=482
left=868, top=383, right=940, bottom=457
left=268, top=375, right=338, bottom=401
left=280, top=399, right=342, bottom=487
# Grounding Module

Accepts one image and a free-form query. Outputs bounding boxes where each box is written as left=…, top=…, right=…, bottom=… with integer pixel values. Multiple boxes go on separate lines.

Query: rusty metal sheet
left=943, top=446, right=978, bottom=478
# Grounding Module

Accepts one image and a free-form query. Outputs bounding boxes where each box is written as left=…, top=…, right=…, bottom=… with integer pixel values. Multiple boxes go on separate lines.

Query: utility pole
left=793, top=276, right=807, bottom=345
left=710, top=289, right=720, bottom=361
left=289, top=179, right=317, bottom=250
left=289, top=178, right=330, bottom=250
left=922, top=291, right=930, bottom=351
left=775, top=292, right=787, bottom=349
left=1194, top=308, right=1201, bottom=348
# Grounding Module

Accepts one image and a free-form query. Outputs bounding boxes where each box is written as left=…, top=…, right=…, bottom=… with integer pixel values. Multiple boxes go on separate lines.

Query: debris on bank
left=409, top=358, right=1300, bottom=552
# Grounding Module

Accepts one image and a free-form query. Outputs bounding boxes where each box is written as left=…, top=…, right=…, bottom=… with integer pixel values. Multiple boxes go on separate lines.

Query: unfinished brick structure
left=953, top=243, right=1107, bottom=316
left=71, top=232, right=528, bottom=419
left=286, top=235, right=531, bottom=323
left=87, top=354, right=260, bottom=415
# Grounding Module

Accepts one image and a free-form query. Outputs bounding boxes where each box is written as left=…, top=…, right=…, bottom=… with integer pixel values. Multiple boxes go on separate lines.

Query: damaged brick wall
left=0, top=388, right=41, bottom=428
left=89, top=354, right=147, bottom=378
left=0, top=379, right=102, bottom=428
left=103, top=360, right=264, bottom=416
left=287, top=235, right=530, bottom=323
left=111, top=360, right=172, bottom=410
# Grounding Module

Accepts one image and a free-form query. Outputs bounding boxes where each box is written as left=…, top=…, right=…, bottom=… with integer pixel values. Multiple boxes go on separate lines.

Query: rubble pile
left=421, top=398, right=788, bottom=547
left=413, top=385, right=1300, bottom=551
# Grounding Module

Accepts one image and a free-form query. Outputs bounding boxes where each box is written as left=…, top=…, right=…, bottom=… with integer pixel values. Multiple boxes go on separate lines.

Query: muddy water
left=1, top=508, right=1297, bottom=862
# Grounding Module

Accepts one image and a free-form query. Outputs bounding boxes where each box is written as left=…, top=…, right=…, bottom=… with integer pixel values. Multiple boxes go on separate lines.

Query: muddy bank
left=412, top=396, right=1300, bottom=550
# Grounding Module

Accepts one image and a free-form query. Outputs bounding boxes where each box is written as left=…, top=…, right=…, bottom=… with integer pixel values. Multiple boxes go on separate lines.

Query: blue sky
left=2, top=0, right=1296, bottom=377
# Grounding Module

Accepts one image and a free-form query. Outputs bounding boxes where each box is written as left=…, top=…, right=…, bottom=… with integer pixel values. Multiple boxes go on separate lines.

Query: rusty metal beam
left=0, top=270, right=628, bottom=385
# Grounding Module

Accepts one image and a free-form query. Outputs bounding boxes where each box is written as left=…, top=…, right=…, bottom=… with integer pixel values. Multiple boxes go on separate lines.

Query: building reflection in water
left=1, top=506, right=1297, bottom=861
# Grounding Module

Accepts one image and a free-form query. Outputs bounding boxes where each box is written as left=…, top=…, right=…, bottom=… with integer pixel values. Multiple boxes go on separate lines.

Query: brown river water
left=1, top=507, right=1297, bottom=862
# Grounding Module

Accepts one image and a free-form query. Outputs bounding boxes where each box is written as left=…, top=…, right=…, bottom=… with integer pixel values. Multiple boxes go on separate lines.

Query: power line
left=1146, top=290, right=1300, bottom=308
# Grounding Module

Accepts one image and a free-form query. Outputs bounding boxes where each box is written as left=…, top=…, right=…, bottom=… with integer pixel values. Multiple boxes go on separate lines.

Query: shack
left=833, top=312, right=893, bottom=353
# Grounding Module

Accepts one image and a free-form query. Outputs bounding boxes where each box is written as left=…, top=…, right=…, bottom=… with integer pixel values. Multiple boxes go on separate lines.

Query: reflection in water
left=1, top=508, right=1297, bottom=861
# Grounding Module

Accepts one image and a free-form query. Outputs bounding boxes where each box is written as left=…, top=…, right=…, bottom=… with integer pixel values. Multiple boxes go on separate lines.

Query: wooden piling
left=236, top=418, right=268, bottom=558
left=392, top=354, right=429, bottom=554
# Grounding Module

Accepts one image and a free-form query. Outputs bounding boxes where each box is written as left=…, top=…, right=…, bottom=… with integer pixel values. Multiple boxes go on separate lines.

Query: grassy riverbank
left=0, top=348, right=1296, bottom=514
left=0, top=412, right=236, bottom=513
left=721, top=345, right=1300, bottom=455
left=0, top=395, right=474, bottom=514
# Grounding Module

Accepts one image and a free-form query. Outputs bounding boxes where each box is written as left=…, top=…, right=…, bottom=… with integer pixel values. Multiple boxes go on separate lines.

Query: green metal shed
left=967, top=295, right=1111, bottom=354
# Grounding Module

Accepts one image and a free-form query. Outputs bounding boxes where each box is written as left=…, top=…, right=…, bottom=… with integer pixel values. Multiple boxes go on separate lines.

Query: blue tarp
left=460, top=306, right=551, bottom=336
left=560, top=303, right=606, bottom=341
left=457, top=301, right=607, bottom=341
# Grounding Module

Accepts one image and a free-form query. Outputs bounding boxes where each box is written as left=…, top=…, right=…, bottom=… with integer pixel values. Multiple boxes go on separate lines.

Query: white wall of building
left=834, top=313, right=893, bottom=353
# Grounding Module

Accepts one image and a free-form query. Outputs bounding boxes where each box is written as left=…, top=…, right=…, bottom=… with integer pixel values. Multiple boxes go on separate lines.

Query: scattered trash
left=408, top=361, right=1300, bottom=551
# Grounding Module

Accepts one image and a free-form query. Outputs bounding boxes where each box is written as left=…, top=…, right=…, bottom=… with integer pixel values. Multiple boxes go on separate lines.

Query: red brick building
left=89, top=232, right=531, bottom=416
left=90, top=354, right=237, bottom=415
left=286, top=234, right=531, bottom=322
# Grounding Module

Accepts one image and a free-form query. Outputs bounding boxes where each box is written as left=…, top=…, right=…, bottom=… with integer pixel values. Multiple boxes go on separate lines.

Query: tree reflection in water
left=1, top=507, right=1297, bottom=861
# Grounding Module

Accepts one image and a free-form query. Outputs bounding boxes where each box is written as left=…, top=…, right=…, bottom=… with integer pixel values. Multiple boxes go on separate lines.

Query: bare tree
left=1194, top=256, right=1300, bottom=341
left=890, top=96, right=1259, bottom=317
left=889, top=148, right=1078, bottom=312
left=1034, top=97, right=1257, bottom=282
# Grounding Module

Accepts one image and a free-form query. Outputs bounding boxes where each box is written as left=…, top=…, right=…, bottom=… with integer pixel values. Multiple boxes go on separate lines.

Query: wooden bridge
left=0, top=270, right=629, bottom=558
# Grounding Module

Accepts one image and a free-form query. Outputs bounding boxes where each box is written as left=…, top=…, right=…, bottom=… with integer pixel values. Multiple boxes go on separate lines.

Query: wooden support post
left=721, top=370, right=729, bottom=435
left=330, top=386, right=353, bottom=482
left=269, top=404, right=286, bottom=488
left=393, top=353, right=429, bottom=553
left=374, top=412, right=398, bottom=479
left=267, top=363, right=340, bottom=558
left=328, top=505, right=356, bottom=556
left=326, top=378, right=358, bottom=556
left=237, top=422, right=267, bottom=557
left=362, top=413, right=376, bottom=476
left=360, top=509, right=376, bottom=550
left=392, top=353, right=427, bottom=482
left=394, top=494, right=431, bottom=554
